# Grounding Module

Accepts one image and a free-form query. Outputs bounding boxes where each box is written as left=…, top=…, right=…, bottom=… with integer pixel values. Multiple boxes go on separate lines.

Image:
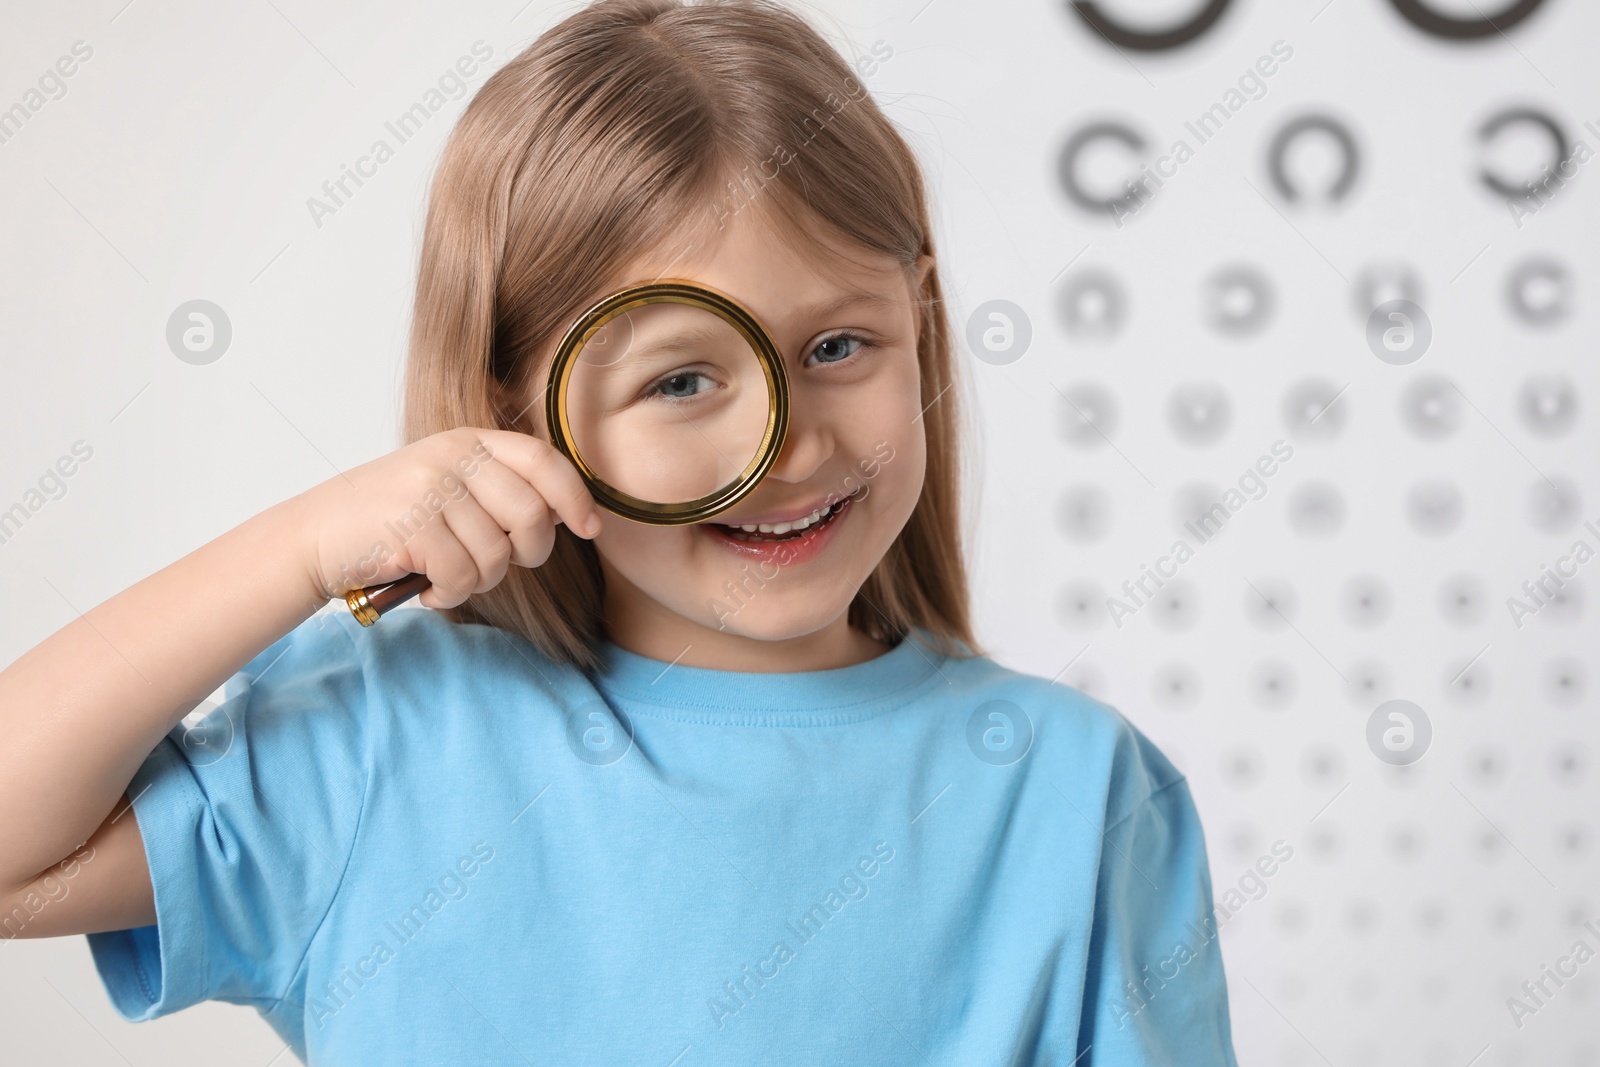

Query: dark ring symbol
left=1505, top=257, right=1570, bottom=327
left=1267, top=114, right=1360, bottom=204
left=1057, top=269, right=1127, bottom=337
left=1057, top=121, right=1147, bottom=217
left=1388, top=0, right=1548, bottom=40
left=1071, top=0, right=1233, bottom=52
left=1478, top=107, right=1569, bottom=200
left=1352, top=263, right=1423, bottom=318
left=1205, top=266, right=1274, bottom=336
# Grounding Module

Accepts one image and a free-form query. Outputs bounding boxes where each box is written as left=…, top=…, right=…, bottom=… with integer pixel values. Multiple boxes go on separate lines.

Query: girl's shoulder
left=262, top=604, right=577, bottom=700
left=227, top=606, right=577, bottom=753
left=933, top=645, right=1188, bottom=832
left=293, top=604, right=560, bottom=674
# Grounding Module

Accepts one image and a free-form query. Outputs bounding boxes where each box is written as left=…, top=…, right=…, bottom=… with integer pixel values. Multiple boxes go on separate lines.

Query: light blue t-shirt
left=89, top=607, right=1237, bottom=1065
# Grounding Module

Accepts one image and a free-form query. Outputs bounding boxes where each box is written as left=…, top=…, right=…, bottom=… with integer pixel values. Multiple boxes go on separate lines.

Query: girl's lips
left=699, top=494, right=855, bottom=566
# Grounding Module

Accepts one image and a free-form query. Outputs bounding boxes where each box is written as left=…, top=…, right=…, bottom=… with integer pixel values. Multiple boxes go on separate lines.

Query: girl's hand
left=294, top=428, right=603, bottom=610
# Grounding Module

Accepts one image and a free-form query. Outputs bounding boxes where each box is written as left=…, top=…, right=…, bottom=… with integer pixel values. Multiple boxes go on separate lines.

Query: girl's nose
left=765, top=409, right=836, bottom=486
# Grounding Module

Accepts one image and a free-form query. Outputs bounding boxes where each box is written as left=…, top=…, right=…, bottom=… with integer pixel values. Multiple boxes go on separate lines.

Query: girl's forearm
left=0, top=496, right=328, bottom=892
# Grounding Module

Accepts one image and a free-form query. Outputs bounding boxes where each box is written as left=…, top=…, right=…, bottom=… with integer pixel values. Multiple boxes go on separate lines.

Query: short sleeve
left=87, top=610, right=371, bottom=1020
left=1079, top=778, right=1239, bottom=1065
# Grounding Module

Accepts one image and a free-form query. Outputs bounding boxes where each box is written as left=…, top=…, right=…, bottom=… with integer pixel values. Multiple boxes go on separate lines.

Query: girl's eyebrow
left=793, top=290, right=899, bottom=320
left=623, top=321, right=731, bottom=363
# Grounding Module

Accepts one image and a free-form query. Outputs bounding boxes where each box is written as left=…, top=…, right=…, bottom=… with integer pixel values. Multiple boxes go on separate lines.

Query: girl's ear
left=911, top=254, right=935, bottom=344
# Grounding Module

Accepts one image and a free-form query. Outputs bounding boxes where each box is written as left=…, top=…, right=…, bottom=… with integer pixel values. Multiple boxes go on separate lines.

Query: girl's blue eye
left=652, top=371, right=712, bottom=399
left=810, top=333, right=864, bottom=365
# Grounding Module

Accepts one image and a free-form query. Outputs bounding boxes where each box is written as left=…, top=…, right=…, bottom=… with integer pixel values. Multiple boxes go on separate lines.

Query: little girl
left=0, top=0, right=1238, bottom=1062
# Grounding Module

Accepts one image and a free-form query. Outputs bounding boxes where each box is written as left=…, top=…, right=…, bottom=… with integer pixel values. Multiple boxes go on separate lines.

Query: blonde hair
left=403, top=0, right=975, bottom=668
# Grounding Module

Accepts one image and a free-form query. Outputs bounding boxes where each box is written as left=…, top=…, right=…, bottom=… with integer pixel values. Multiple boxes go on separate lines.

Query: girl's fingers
left=439, top=494, right=515, bottom=594
left=409, top=510, right=488, bottom=610
left=462, top=457, right=557, bottom=569
left=477, top=431, right=603, bottom=538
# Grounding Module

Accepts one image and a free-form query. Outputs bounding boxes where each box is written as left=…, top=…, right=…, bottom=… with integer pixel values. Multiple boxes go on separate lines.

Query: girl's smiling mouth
left=699, top=492, right=859, bottom=561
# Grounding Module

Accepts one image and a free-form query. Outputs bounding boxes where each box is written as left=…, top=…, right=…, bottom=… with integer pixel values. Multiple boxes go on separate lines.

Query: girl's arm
left=0, top=429, right=601, bottom=931
left=2, top=791, right=155, bottom=937
left=0, top=496, right=328, bottom=906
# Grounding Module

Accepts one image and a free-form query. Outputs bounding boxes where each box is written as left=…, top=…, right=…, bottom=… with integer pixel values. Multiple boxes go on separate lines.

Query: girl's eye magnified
left=650, top=370, right=715, bottom=400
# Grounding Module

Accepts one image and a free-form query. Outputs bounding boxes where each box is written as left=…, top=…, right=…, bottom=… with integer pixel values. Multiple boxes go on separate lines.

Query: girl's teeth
left=726, top=503, right=836, bottom=538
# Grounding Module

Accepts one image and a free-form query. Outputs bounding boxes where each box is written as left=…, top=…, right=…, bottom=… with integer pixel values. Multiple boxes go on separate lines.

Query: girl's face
left=550, top=206, right=931, bottom=668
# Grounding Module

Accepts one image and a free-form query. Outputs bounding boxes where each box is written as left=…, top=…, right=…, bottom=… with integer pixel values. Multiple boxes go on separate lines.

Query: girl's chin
left=694, top=578, right=863, bottom=642
left=695, top=610, right=847, bottom=645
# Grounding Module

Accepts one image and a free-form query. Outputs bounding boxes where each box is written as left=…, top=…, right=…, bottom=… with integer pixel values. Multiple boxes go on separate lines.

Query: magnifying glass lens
left=565, top=302, right=773, bottom=506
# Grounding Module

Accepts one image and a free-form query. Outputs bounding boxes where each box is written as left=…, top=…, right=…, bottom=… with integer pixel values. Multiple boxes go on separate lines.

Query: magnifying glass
left=342, top=280, right=791, bottom=626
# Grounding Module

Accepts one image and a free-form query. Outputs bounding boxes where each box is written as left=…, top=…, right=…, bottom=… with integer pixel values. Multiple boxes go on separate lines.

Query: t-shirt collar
left=588, top=629, right=946, bottom=726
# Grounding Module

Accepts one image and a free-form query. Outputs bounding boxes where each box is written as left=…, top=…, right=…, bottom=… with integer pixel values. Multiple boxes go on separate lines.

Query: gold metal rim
left=544, top=280, right=791, bottom=526
left=345, top=588, right=379, bottom=626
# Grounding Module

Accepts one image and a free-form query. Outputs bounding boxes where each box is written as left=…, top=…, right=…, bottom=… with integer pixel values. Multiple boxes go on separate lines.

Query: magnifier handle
left=343, top=572, right=431, bottom=626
